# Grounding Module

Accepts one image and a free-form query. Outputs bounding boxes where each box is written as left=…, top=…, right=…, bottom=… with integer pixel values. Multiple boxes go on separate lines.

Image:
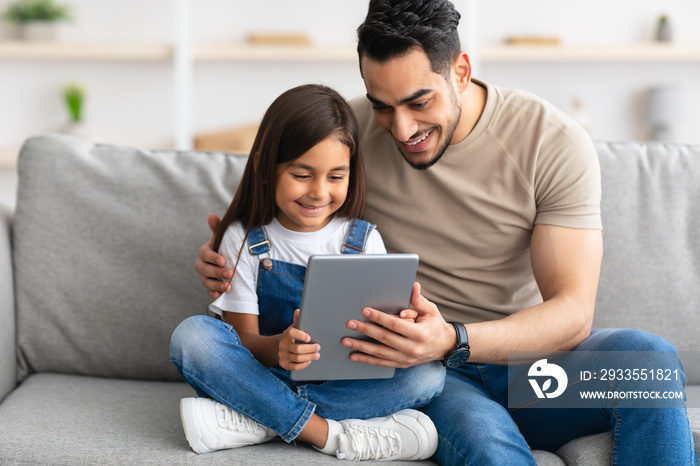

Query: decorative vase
left=656, top=15, right=673, bottom=43
left=18, top=21, right=57, bottom=41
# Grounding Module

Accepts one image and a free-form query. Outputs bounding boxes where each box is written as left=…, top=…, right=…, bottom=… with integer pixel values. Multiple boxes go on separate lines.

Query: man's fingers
left=197, top=241, right=227, bottom=269
left=202, top=277, right=230, bottom=294
left=410, top=282, right=439, bottom=316
left=349, top=308, right=413, bottom=338
left=207, top=213, right=222, bottom=235
left=341, top=337, right=412, bottom=368
left=195, top=253, right=231, bottom=280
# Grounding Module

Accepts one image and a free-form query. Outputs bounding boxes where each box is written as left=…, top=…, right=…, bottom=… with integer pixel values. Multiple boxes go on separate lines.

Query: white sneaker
left=336, top=409, right=438, bottom=461
left=180, top=397, right=275, bottom=454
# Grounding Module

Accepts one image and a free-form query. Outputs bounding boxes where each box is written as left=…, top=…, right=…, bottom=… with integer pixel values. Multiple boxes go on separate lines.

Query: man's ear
left=452, top=52, right=472, bottom=93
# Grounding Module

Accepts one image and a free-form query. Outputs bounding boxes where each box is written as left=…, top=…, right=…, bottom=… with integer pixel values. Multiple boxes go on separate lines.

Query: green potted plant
left=2, top=0, right=72, bottom=41
left=63, top=83, right=84, bottom=122
left=61, top=83, right=89, bottom=138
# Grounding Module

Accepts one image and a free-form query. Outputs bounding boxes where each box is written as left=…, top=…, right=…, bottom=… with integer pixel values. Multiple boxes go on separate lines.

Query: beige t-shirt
left=351, top=79, right=601, bottom=324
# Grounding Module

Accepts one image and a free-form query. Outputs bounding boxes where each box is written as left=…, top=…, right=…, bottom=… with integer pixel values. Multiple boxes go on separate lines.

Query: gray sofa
left=0, top=133, right=698, bottom=465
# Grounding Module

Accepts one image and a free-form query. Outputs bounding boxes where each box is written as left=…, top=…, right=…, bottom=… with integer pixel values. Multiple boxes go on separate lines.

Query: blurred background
left=1, top=0, right=699, bottom=210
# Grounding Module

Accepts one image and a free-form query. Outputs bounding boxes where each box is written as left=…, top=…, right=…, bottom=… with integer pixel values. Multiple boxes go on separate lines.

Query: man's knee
left=584, top=328, right=677, bottom=353
left=426, top=399, right=535, bottom=465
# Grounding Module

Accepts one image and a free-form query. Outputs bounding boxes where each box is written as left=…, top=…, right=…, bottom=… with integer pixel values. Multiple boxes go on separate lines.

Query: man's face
left=361, top=48, right=463, bottom=170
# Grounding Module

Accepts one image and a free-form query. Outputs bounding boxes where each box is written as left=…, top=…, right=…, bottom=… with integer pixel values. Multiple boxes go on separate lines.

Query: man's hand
left=279, top=309, right=321, bottom=371
left=341, top=282, right=456, bottom=368
left=195, top=213, right=233, bottom=299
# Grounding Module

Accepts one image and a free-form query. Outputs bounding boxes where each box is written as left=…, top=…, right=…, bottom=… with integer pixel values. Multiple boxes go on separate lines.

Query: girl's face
left=275, top=136, right=351, bottom=232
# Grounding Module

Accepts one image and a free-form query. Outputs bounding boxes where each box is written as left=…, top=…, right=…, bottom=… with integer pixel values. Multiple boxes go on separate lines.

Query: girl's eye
left=329, top=175, right=346, bottom=181
left=292, top=174, right=310, bottom=180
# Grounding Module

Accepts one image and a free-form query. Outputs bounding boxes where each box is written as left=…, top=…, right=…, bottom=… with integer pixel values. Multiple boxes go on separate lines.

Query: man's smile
left=400, top=128, right=435, bottom=152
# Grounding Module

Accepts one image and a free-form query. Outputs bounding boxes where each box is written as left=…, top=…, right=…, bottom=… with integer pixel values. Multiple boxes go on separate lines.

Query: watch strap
left=449, top=321, right=469, bottom=348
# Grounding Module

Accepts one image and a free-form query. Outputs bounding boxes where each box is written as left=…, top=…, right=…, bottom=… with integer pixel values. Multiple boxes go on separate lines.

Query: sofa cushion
left=0, top=207, right=15, bottom=402
left=594, top=141, right=700, bottom=383
left=13, top=134, right=248, bottom=381
left=0, top=373, right=440, bottom=465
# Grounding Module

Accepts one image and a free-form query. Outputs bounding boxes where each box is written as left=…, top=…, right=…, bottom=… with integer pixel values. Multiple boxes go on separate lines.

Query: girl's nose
left=309, top=179, right=328, bottom=199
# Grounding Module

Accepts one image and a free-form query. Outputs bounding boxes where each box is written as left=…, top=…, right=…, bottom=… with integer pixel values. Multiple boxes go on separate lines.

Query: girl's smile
left=275, top=136, right=351, bottom=232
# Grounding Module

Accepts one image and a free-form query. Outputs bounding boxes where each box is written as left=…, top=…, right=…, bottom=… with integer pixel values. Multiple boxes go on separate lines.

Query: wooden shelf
left=0, top=147, right=20, bottom=170
left=0, top=40, right=172, bottom=61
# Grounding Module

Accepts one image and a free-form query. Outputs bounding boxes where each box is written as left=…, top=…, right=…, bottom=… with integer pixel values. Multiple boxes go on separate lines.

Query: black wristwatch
left=443, top=322, right=470, bottom=368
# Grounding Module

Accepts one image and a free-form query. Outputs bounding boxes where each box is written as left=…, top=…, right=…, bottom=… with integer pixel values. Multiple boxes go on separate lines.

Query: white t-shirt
left=209, top=217, right=387, bottom=317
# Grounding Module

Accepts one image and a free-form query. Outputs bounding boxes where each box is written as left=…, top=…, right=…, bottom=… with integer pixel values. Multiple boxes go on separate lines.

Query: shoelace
left=215, top=404, right=264, bottom=435
left=344, top=424, right=403, bottom=460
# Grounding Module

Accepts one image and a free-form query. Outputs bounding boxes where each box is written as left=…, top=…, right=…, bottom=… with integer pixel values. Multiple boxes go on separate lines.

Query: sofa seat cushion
left=0, top=373, right=574, bottom=465
left=0, top=373, right=445, bottom=465
left=555, top=384, right=700, bottom=465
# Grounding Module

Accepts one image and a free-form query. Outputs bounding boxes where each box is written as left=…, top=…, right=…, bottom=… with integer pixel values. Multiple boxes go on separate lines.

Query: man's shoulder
left=486, top=82, right=593, bottom=155
left=491, top=84, right=577, bottom=132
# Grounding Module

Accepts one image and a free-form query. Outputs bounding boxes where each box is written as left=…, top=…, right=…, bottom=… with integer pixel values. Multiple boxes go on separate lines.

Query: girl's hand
left=278, top=309, right=321, bottom=371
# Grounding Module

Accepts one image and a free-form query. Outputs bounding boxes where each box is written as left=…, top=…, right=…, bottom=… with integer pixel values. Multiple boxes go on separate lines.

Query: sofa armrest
left=0, top=206, right=16, bottom=402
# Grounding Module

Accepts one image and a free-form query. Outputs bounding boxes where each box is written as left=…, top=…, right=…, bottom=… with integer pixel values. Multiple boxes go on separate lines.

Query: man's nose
left=391, top=109, right=419, bottom=142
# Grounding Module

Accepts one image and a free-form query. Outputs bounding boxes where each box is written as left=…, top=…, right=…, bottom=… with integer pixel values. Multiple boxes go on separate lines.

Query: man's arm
left=342, top=225, right=603, bottom=366
left=195, top=214, right=233, bottom=299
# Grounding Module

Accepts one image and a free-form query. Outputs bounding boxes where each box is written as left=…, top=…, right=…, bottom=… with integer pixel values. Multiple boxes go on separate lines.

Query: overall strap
left=244, top=223, right=273, bottom=270
left=341, top=219, right=376, bottom=254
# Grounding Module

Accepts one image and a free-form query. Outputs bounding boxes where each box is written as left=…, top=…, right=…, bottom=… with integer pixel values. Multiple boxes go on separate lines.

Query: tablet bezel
left=290, top=253, right=419, bottom=381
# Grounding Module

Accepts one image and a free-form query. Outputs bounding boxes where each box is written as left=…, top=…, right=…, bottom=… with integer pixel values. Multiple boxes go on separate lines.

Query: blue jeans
left=422, top=329, right=698, bottom=465
left=170, top=315, right=445, bottom=442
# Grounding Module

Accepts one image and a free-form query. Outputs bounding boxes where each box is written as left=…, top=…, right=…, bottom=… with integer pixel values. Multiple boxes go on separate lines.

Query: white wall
left=1, top=0, right=699, bottom=155
left=476, top=0, right=700, bottom=143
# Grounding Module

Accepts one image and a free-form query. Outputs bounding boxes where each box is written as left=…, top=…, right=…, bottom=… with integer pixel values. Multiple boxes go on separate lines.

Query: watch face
left=446, top=348, right=470, bottom=368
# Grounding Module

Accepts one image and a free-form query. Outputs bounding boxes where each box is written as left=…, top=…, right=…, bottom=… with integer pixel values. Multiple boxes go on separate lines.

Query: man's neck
left=452, top=80, right=487, bottom=145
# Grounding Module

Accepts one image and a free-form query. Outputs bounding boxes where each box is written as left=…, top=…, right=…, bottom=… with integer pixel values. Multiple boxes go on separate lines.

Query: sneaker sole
left=393, top=409, right=439, bottom=460
left=180, top=398, right=214, bottom=454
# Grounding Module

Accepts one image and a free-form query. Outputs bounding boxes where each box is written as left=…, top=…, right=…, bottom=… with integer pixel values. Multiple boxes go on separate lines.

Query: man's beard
left=399, top=92, right=462, bottom=171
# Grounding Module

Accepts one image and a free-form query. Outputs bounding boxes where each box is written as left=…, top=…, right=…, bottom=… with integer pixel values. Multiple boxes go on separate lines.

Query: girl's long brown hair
left=213, top=84, right=366, bottom=257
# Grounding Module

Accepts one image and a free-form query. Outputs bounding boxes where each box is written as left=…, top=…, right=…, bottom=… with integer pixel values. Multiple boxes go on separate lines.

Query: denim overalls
left=247, top=218, right=375, bottom=336
left=170, top=218, right=445, bottom=442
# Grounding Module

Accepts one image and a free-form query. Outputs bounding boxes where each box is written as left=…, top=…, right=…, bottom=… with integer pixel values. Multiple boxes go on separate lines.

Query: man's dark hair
left=357, top=0, right=461, bottom=78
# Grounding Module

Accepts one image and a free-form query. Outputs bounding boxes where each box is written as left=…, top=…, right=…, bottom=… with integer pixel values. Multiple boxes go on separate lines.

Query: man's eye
left=372, top=105, right=390, bottom=112
left=411, top=100, right=428, bottom=108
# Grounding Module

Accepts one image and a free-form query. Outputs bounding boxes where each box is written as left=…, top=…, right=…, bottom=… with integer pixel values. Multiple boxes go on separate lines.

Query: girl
left=170, top=84, right=444, bottom=461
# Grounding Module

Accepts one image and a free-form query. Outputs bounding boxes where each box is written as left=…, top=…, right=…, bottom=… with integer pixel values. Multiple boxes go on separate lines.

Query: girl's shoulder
left=219, top=221, right=248, bottom=254
left=342, top=218, right=387, bottom=255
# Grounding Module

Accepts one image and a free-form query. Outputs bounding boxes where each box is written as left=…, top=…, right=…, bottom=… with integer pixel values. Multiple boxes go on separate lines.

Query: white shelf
left=3, top=40, right=699, bottom=64
left=192, top=43, right=357, bottom=62
left=0, top=40, right=172, bottom=61
left=480, top=43, right=700, bottom=63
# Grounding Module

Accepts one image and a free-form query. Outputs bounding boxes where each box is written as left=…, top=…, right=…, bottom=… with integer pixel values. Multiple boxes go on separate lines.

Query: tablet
left=290, top=253, right=419, bottom=381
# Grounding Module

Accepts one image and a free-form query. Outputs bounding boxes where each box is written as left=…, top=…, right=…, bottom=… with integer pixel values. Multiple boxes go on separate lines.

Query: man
left=195, top=1, right=697, bottom=464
